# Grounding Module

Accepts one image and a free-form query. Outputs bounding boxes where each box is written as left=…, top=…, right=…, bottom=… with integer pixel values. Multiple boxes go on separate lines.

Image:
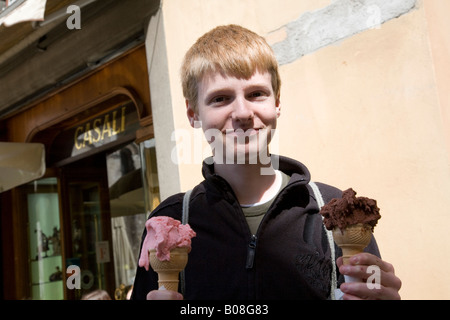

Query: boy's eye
left=249, top=91, right=266, bottom=99
left=210, top=96, right=229, bottom=105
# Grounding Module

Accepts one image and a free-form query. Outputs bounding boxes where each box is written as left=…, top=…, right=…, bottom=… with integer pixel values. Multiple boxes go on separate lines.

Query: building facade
left=0, top=0, right=449, bottom=299
left=0, top=0, right=161, bottom=300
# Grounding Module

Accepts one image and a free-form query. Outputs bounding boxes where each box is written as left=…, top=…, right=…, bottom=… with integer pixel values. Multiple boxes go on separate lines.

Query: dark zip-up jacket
left=131, top=155, right=380, bottom=300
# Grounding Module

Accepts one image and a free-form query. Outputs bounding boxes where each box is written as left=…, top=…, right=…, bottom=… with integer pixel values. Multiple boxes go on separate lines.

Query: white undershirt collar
left=240, top=170, right=282, bottom=207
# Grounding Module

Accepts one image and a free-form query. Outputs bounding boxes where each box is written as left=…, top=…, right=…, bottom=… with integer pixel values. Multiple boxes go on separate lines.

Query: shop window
left=25, top=177, right=64, bottom=300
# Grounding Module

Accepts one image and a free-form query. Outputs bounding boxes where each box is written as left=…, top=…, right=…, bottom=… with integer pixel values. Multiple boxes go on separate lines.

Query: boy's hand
left=337, top=253, right=402, bottom=300
left=146, top=290, right=184, bottom=300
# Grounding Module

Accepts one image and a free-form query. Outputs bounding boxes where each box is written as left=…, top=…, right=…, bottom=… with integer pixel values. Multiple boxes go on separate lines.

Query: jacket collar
left=201, top=154, right=311, bottom=184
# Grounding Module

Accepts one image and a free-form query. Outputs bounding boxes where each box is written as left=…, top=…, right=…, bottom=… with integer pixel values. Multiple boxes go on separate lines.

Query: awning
left=0, top=142, right=46, bottom=193
left=0, top=0, right=47, bottom=27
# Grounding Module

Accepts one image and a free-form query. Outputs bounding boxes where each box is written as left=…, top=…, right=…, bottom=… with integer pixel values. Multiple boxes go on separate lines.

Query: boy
left=132, top=24, right=401, bottom=300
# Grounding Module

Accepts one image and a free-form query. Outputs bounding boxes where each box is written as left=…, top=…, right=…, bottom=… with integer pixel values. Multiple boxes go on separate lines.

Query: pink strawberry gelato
left=138, top=216, right=196, bottom=270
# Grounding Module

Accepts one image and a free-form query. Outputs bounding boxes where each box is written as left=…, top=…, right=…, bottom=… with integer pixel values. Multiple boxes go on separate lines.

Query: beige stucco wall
left=150, top=0, right=450, bottom=299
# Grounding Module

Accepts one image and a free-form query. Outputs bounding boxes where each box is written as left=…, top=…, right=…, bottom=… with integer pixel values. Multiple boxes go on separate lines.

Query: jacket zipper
left=246, top=234, right=257, bottom=269
left=244, top=178, right=306, bottom=270
left=213, top=173, right=306, bottom=271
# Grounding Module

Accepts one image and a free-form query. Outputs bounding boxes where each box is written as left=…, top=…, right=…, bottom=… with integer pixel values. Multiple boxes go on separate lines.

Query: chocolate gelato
left=320, top=188, right=381, bottom=232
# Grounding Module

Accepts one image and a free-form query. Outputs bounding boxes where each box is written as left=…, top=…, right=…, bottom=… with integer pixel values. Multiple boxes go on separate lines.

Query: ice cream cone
left=149, top=247, right=189, bottom=291
left=332, top=223, right=372, bottom=265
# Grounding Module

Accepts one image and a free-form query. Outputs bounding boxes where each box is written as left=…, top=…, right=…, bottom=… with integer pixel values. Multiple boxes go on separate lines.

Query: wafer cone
left=332, top=223, right=372, bottom=265
left=149, top=247, right=189, bottom=291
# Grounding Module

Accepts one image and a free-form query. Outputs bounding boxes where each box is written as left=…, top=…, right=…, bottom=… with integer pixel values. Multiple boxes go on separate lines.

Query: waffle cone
left=149, top=247, right=189, bottom=291
left=332, top=223, right=372, bottom=265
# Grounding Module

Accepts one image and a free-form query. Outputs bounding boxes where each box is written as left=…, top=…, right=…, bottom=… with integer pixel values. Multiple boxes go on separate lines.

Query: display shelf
left=31, top=279, right=63, bottom=286
left=30, top=253, right=64, bottom=299
left=30, top=254, right=61, bottom=262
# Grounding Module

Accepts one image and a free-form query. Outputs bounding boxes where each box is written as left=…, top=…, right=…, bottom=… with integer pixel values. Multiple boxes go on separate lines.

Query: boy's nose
left=231, top=98, right=254, bottom=123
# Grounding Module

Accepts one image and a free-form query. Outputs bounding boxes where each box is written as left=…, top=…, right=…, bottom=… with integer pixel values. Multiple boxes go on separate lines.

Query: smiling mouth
left=223, top=128, right=261, bottom=136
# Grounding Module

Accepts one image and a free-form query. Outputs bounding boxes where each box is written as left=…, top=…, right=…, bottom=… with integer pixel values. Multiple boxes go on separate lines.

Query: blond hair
left=181, top=24, right=281, bottom=111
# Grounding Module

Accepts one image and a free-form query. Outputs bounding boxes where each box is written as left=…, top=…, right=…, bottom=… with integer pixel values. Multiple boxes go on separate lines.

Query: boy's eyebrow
left=204, top=82, right=272, bottom=98
left=244, top=83, right=273, bottom=92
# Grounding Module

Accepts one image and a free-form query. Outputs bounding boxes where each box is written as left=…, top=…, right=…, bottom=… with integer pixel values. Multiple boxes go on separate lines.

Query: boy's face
left=187, top=70, right=281, bottom=163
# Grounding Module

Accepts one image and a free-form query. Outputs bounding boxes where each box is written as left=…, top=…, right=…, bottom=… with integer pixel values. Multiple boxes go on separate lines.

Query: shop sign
left=49, top=101, right=140, bottom=165
left=73, top=106, right=127, bottom=151
left=95, top=241, right=110, bottom=264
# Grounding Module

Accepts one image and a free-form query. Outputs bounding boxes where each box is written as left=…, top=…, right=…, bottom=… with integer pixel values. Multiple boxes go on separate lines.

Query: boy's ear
left=186, top=100, right=199, bottom=128
left=275, top=98, right=281, bottom=118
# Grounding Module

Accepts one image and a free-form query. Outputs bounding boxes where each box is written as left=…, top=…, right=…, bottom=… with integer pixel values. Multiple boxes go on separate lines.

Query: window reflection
left=106, top=140, right=160, bottom=291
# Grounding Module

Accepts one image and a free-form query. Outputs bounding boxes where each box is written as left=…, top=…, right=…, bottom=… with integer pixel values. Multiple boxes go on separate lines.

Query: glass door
left=61, top=159, right=115, bottom=300
left=67, top=181, right=107, bottom=296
